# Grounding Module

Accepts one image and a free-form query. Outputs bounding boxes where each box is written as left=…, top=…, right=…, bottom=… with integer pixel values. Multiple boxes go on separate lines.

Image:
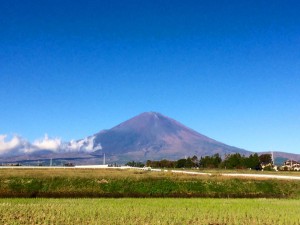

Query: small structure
left=64, top=162, right=75, bottom=167
left=282, top=160, right=300, bottom=171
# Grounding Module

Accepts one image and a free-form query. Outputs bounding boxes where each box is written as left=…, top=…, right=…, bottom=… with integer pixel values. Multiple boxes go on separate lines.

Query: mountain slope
left=92, top=112, right=250, bottom=161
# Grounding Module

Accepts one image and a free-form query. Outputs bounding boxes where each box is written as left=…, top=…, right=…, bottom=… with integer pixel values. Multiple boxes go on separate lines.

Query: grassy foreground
left=0, top=168, right=299, bottom=198
left=0, top=198, right=299, bottom=224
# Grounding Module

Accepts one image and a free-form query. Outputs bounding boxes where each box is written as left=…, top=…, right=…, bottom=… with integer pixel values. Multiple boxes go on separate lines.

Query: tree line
left=139, top=153, right=272, bottom=170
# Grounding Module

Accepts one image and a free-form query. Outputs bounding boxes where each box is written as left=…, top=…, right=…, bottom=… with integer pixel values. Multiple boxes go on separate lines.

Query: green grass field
left=1, top=169, right=299, bottom=224
left=0, top=198, right=299, bottom=224
left=0, top=168, right=299, bottom=198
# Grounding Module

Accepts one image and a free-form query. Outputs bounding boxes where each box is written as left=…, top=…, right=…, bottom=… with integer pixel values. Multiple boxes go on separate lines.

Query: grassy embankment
left=0, top=198, right=299, bottom=224
left=0, top=168, right=299, bottom=198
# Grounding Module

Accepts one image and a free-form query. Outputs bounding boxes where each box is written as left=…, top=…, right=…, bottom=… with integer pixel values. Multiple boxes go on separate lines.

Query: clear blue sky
left=0, top=0, right=299, bottom=154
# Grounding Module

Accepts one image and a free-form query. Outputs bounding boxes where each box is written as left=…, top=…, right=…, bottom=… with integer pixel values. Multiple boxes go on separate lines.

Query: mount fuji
left=1, top=112, right=299, bottom=164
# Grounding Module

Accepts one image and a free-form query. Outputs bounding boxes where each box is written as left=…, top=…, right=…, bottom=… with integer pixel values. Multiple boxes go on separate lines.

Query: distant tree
left=185, top=157, right=194, bottom=168
left=176, top=159, right=187, bottom=168
left=222, top=153, right=244, bottom=169
left=191, top=155, right=198, bottom=161
left=146, top=160, right=152, bottom=167
left=259, top=154, right=272, bottom=165
left=200, top=154, right=222, bottom=168
left=191, top=155, right=199, bottom=167
left=146, top=159, right=175, bottom=168
left=125, top=161, right=145, bottom=167
left=244, top=153, right=260, bottom=169
left=213, top=153, right=222, bottom=167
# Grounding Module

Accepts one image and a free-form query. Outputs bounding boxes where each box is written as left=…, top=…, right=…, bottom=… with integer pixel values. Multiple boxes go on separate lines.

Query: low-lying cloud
left=0, top=135, right=30, bottom=155
left=0, top=134, right=102, bottom=156
left=33, top=135, right=62, bottom=151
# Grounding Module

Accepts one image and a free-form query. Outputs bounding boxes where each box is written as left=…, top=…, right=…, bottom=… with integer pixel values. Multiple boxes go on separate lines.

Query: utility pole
left=271, top=151, right=274, bottom=165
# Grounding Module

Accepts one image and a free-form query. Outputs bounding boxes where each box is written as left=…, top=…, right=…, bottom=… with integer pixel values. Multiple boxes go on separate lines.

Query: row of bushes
left=144, top=153, right=272, bottom=169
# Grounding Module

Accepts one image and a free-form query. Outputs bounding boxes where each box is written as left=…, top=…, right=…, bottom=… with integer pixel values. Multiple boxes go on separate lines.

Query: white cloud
left=68, top=140, right=83, bottom=151
left=33, top=134, right=62, bottom=152
left=0, top=135, right=30, bottom=154
left=68, top=136, right=102, bottom=152
left=0, top=134, right=102, bottom=156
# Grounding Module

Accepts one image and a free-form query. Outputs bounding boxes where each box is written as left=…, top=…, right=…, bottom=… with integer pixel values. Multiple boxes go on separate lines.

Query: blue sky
left=0, top=0, right=300, bottom=154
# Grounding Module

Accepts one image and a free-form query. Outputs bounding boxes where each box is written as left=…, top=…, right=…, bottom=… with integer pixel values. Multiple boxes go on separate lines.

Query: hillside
left=91, top=112, right=250, bottom=162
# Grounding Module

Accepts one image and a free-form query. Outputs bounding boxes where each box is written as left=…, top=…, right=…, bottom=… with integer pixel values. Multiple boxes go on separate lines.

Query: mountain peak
left=137, top=111, right=164, bottom=119
left=111, top=111, right=168, bottom=130
left=146, top=111, right=164, bottom=115
left=142, top=111, right=160, bottom=115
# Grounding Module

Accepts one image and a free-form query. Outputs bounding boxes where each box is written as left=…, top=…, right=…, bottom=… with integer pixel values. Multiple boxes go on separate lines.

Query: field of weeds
left=0, top=198, right=299, bottom=224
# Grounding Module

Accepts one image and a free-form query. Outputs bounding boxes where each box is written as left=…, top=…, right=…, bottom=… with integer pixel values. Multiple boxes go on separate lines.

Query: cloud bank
left=0, top=135, right=30, bottom=155
left=33, top=135, right=62, bottom=151
left=0, top=134, right=102, bottom=156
